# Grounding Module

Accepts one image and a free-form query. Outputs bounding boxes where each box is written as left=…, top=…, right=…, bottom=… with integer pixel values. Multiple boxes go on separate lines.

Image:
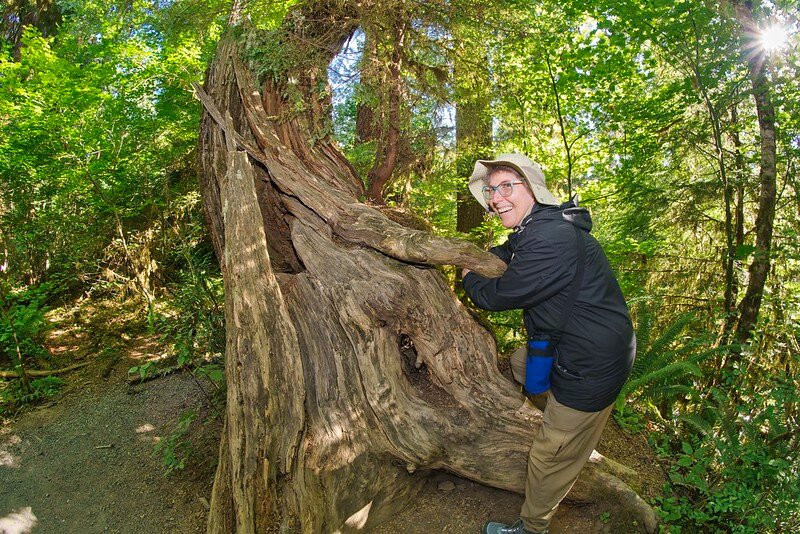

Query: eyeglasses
left=481, top=181, right=525, bottom=201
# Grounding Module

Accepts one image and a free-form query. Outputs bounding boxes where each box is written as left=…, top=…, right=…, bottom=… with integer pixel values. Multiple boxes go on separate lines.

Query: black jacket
left=463, top=202, right=635, bottom=412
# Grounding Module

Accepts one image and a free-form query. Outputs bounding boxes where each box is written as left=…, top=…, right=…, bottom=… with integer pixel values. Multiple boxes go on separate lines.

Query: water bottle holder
left=524, top=337, right=556, bottom=395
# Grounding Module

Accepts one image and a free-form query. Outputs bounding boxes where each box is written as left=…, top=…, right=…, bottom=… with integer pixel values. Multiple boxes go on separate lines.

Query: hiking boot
left=482, top=519, right=545, bottom=534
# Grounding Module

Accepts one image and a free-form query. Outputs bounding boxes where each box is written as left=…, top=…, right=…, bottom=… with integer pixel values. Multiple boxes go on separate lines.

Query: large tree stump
left=196, top=3, right=657, bottom=532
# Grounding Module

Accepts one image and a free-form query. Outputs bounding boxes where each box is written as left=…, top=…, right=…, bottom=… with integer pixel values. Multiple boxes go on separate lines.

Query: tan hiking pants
left=509, top=346, right=613, bottom=533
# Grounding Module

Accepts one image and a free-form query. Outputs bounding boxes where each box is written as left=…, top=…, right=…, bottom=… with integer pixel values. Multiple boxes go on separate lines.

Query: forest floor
left=0, top=298, right=665, bottom=534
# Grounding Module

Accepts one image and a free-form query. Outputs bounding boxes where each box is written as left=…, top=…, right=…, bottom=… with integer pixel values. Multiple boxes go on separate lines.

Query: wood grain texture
left=198, top=9, right=656, bottom=532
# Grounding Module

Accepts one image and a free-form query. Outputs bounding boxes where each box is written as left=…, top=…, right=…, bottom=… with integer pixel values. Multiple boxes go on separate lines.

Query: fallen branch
left=126, top=363, right=183, bottom=385
left=0, top=362, right=90, bottom=380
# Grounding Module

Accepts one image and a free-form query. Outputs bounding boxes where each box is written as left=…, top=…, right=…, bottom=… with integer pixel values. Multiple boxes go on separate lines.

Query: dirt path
left=1, top=302, right=663, bottom=533
left=2, top=387, right=653, bottom=534
left=0, top=367, right=217, bottom=534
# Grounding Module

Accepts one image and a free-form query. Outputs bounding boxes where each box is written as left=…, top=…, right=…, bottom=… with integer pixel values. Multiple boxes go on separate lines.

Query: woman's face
left=486, top=170, right=536, bottom=228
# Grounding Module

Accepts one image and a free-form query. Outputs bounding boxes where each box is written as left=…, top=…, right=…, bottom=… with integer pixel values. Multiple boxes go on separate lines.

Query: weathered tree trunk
left=196, top=3, right=656, bottom=532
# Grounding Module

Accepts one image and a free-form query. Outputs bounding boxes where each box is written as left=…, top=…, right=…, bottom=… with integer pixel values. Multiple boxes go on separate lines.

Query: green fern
left=645, top=384, right=700, bottom=400
left=622, top=360, right=702, bottom=396
left=675, top=412, right=714, bottom=437
left=616, top=303, right=725, bottom=412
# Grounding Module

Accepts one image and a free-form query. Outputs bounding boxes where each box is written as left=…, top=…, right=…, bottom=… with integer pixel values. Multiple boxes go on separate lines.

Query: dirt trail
left=0, top=367, right=216, bottom=534
left=1, top=303, right=663, bottom=533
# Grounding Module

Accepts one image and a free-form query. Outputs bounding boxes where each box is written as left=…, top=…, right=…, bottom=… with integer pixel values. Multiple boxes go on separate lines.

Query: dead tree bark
left=196, top=3, right=656, bottom=532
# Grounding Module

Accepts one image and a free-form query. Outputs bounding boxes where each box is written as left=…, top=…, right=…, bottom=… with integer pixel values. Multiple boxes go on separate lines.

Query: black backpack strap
left=549, top=226, right=585, bottom=345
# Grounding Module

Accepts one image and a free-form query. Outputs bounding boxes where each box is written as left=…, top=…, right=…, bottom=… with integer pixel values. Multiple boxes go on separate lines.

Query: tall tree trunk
left=731, top=2, right=778, bottom=346
left=365, top=39, right=402, bottom=203
left=720, top=102, right=747, bottom=344
left=196, top=3, right=656, bottom=532
left=454, top=44, right=492, bottom=237
left=359, top=19, right=410, bottom=204
left=454, top=37, right=492, bottom=294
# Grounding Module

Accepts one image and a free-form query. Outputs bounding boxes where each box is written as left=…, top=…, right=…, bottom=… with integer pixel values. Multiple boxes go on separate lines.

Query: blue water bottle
left=524, top=338, right=554, bottom=394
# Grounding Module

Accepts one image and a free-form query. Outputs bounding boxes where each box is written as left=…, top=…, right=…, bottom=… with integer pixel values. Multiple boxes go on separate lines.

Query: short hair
left=485, top=165, right=524, bottom=183
left=485, top=165, right=532, bottom=195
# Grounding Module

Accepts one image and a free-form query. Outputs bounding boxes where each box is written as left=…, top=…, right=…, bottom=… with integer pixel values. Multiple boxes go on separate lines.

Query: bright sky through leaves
left=760, top=24, right=789, bottom=51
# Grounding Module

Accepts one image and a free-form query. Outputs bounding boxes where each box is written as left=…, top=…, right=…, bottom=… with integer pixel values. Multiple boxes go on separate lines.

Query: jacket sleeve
left=488, top=241, right=513, bottom=264
left=463, top=231, right=576, bottom=311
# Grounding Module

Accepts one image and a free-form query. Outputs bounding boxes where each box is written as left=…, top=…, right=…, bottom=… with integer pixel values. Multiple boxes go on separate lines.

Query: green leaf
left=735, top=244, right=757, bottom=260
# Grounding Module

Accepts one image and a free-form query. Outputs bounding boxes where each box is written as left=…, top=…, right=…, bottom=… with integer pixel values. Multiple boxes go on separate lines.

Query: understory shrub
left=154, top=409, right=197, bottom=475
left=0, top=283, right=53, bottom=367
left=613, top=304, right=799, bottom=532
left=0, top=376, right=64, bottom=417
left=650, top=371, right=799, bottom=532
left=154, top=251, right=224, bottom=376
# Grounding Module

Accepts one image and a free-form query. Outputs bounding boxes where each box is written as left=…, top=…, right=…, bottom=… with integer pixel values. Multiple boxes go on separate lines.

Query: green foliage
left=611, top=299, right=800, bottom=531
left=344, top=140, right=378, bottom=189
left=615, top=303, right=724, bottom=413
left=154, top=249, right=224, bottom=372
left=613, top=403, right=647, bottom=434
left=194, top=363, right=225, bottom=390
left=0, top=283, right=52, bottom=366
left=0, top=0, right=222, bottom=291
left=243, top=27, right=298, bottom=84
left=482, top=309, right=525, bottom=354
left=1, top=0, right=799, bottom=526
left=153, top=409, right=197, bottom=475
left=0, top=376, right=64, bottom=416
left=243, top=0, right=298, bottom=31
left=652, top=374, right=800, bottom=532
left=128, top=360, right=156, bottom=381
left=405, top=159, right=463, bottom=234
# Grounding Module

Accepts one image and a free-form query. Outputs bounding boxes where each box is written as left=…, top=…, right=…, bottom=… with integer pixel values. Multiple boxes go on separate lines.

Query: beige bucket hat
left=468, top=153, right=560, bottom=210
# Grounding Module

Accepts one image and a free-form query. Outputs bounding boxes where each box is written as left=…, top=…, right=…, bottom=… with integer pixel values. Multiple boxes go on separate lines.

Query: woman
left=461, top=154, right=635, bottom=534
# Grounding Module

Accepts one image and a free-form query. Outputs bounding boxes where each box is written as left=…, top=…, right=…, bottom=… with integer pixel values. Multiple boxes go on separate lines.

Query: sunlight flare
left=761, top=25, right=789, bottom=52
left=0, top=433, right=21, bottom=468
